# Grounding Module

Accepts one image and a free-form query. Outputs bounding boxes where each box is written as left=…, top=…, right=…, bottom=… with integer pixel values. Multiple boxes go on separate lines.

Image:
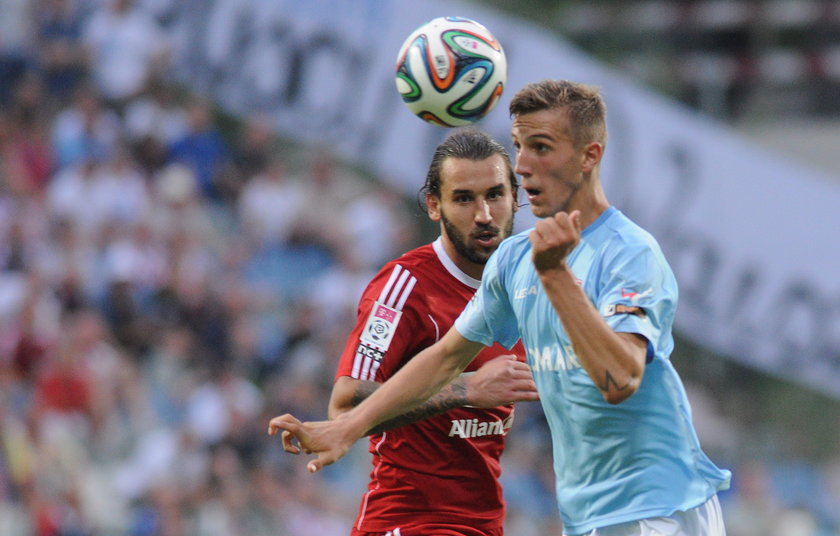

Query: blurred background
left=0, top=0, right=838, bottom=535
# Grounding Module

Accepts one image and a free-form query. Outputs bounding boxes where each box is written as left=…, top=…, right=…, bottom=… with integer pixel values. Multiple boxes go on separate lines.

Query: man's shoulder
left=372, top=243, right=446, bottom=290
left=369, top=242, right=476, bottom=315
left=591, top=209, right=662, bottom=253
left=394, top=242, right=436, bottom=262
left=380, top=243, right=437, bottom=275
left=594, top=211, right=674, bottom=282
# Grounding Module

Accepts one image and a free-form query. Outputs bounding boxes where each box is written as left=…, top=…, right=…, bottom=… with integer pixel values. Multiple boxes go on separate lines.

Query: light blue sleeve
left=454, top=246, right=520, bottom=349
left=596, top=239, right=678, bottom=362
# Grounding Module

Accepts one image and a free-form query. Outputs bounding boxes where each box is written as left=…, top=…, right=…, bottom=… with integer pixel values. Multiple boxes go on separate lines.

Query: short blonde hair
left=509, top=80, right=607, bottom=149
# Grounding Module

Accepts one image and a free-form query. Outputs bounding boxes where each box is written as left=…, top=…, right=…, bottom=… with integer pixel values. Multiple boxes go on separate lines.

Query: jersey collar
left=581, top=206, right=617, bottom=238
left=432, top=237, right=481, bottom=289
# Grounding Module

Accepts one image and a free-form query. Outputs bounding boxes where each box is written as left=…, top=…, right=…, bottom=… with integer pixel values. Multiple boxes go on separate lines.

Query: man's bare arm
left=329, top=355, right=538, bottom=435
left=530, top=211, right=647, bottom=404
left=269, top=327, right=487, bottom=472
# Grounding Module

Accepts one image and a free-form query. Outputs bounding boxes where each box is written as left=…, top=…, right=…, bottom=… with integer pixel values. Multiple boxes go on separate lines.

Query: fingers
left=477, top=354, right=539, bottom=403
left=280, top=430, right=301, bottom=454
left=268, top=413, right=357, bottom=474
left=268, top=414, right=308, bottom=454
left=509, top=377, right=540, bottom=402
left=502, top=355, right=534, bottom=376
left=508, top=373, right=537, bottom=390
left=547, top=210, right=579, bottom=235
left=308, top=451, right=337, bottom=473
left=530, top=211, right=582, bottom=274
left=267, top=413, right=301, bottom=436
left=530, top=211, right=580, bottom=247
left=512, top=391, right=541, bottom=402
left=569, top=210, right=582, bottom=232
left=503, top=356, right=538, bottom=401
left=483, top=354, right=532, bottom=380
left=510, top=360, right=532, bottom=372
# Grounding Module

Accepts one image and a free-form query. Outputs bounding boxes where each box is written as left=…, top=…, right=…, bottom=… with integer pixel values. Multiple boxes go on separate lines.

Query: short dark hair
left=509, top=80, right=607, bottom=149
left=420, top=128, right=518, bottom=202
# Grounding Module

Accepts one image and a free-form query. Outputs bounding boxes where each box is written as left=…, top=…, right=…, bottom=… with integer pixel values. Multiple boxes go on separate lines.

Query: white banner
left=166, top=0, right=840, bottom=397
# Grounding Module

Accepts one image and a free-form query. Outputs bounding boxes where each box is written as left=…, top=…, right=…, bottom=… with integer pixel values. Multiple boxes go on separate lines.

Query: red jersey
left=335, top=238, right=525, bottom=532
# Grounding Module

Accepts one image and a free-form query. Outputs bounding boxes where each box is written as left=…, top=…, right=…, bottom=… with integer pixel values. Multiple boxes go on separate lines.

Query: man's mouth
left=473, top=229, right=498, bottom=247
left=525, top=188, right=541, bottom=201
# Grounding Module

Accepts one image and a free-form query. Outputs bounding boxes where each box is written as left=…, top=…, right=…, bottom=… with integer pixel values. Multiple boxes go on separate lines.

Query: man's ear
left=581, top=142, right=604, bottom=173
left=426, top=193, right=441, bottom=222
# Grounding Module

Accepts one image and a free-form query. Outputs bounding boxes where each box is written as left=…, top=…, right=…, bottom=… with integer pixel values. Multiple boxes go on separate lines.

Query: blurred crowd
left=0, top=1, right=838, bottom=535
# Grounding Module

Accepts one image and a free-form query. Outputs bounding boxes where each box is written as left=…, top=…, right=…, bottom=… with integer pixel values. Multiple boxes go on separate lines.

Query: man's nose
left=475, top=199, right=492, bottom=223
left=514, top=152, right=530, bottom=176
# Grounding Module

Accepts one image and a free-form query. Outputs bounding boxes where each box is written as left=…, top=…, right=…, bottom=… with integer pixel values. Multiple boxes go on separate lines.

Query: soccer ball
left=395, top=16, right=507, bottom=127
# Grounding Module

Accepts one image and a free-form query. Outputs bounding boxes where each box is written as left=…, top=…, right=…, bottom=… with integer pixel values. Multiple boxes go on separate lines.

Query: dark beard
left=441, top=214, right=513, bottom=266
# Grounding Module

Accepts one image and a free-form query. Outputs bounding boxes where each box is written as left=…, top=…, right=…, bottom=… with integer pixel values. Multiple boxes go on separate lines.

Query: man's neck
left=440, top=236, right=483, bottom=281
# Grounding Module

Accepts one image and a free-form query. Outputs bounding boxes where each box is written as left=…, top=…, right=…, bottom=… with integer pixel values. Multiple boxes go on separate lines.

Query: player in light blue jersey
left=269, top=80, right=731, bottom=536
left=458, top=211, right=730, bottom=534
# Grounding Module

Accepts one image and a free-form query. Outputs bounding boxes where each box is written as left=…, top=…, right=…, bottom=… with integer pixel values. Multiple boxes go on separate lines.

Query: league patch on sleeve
left=603, top=304, right=647, bottom=318
left=356, top=341, right=385, bottom=362
left=360, top=301, right=403, bottom=350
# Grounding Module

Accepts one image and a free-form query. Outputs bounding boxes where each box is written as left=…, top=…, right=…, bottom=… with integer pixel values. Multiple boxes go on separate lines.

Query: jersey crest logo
left=367, top=318, right=391, bottom=342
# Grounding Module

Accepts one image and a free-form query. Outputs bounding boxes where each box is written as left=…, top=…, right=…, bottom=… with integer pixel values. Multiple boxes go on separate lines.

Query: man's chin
left=466, top=245, right=495, bottom=264
left=529, top=205, right=553, bottom=219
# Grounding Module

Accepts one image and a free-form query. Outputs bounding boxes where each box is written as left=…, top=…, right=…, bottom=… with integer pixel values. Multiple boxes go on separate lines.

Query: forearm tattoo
left=599, top=369, right=632, bottom=394
left=354, top=379, right=470, bottom=436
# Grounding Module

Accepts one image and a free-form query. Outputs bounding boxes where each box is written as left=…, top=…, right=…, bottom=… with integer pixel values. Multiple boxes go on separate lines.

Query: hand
left=529, top=210, right=582, bottom=273
left=267, top=413, right=359, bottom=473
left=465, top=355, right=539, bottom=408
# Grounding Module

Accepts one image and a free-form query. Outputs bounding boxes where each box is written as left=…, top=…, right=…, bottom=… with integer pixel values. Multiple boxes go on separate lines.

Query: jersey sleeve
left=335, top=263, right=432, bottom=382
left=595, top=238, right=678, bottom=363
left=454, top=245, right=520, bottom=350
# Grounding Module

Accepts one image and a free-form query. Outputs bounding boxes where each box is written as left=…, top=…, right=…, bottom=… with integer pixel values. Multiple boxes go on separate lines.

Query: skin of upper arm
left=617, top=332, right=648, bottom=367
left=328, top=376, right=367, bottom=420
left=443, top=327, right=488, bottom=372
left=610, top=332, right=648, bottom=403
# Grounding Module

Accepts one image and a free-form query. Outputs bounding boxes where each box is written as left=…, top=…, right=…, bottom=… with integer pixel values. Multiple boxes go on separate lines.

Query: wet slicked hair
left=420, top=127, right=518, bottom=202
left=509, top=80, right=607, bottom=149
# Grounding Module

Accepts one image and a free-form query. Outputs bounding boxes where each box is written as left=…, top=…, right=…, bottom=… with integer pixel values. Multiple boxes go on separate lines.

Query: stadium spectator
left=167, top=96, right=231, bottom=200
left=50, top=83, right=120, bottom=169
left=36, top=0, right=89, bottom=98
left=82, top=0, right=170, bottom=105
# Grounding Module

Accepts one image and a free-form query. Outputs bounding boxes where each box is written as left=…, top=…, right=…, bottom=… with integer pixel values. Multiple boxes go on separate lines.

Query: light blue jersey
left=455, top=207, right=731, bottom=535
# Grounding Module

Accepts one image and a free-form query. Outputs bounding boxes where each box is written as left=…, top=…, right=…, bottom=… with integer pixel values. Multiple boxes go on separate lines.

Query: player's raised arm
left=268, top=326, right=484, bottom=472
left=530, top=210, right=646, bottom=404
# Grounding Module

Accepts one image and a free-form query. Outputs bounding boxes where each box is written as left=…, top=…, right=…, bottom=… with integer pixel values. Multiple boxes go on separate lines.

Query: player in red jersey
left=272, top=129, right=539, bottom=536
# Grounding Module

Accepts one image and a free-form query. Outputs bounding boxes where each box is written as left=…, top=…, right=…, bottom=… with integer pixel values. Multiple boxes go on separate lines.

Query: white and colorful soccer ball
left=395, top=16, right=507, bottom=127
